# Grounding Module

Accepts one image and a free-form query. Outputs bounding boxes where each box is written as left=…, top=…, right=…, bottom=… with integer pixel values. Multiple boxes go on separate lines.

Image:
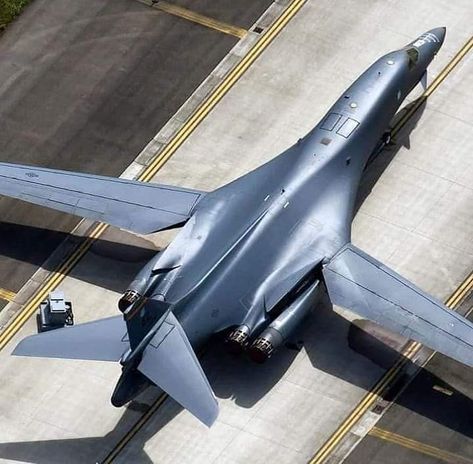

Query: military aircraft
left=2, top=27, right=471, bottom=427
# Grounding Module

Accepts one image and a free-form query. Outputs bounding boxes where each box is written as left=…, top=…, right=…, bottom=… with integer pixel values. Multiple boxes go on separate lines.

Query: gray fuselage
left=146, top=34, right=439, bottom=347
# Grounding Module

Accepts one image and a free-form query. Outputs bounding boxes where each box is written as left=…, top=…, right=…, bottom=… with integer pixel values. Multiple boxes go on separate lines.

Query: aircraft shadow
left=302, top=300, right=473, bottom=439
left=0, top=223, right=158, bottom=293
left=0, top=392, right=166, bottom=464
left=0, top=346, right=297, bottom=464
left=355, top=97, right=427, bottom=212
left=0, top=97, right=426, bottom=295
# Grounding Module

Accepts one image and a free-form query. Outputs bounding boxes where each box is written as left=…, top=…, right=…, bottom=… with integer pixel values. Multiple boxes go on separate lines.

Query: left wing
left=323, top=244, right=473, bottom=367
left=12, top=316, right=128, bottom=361
left=0, top=163, right=205, bottom=234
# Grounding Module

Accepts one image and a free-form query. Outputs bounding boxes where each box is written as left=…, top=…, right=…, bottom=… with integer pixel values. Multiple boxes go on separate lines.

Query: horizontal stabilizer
left=323, top=244, right=473, bottom=367
left=138, top=312, right=218, bottom=427
left=12, top=316, right=128, bottom=361
left=0, top=163, right=205, bottom=234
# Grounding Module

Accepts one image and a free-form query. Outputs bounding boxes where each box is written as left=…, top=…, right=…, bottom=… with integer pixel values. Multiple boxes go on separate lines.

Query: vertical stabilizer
left=137, top=311, right=219, bottom=426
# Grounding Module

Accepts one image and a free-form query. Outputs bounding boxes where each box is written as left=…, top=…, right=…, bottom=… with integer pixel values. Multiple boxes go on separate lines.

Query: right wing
left=323, top=244, right=473, bottom=367
left=0, top=163, right=205, bottom=234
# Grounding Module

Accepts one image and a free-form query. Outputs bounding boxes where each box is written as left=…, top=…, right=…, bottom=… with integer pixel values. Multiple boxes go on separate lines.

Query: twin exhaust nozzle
left=226, top=279, right=323, bottom=363
left=226, top=324, right=277, bottom=363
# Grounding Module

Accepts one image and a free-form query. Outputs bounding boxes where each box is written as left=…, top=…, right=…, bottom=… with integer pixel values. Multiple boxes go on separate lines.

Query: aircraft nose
left=408, top=27, right=446, bottom=63
left=418, top=27, right=445, bottom=47
left=428, top=27, right=446, bottom=46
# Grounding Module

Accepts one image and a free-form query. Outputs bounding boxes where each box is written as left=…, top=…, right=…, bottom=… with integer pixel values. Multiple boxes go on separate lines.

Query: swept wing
left=323, top=244, right=473, bottom=367
left=0, top=163, right=204, bottom=234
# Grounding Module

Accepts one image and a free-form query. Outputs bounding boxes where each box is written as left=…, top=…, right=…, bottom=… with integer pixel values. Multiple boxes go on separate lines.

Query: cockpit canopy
left=406, top=47, right=419, bottom=69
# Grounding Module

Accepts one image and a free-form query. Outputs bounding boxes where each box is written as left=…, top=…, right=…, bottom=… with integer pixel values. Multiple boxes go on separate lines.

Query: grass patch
left=0, top=0, right=32, bottom=31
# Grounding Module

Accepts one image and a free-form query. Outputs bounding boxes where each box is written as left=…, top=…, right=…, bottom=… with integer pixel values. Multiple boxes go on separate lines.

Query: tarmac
left=0, top=1, right=472, bottom=463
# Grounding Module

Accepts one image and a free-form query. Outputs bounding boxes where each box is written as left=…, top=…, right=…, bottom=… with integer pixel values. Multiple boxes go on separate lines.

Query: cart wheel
left=36, top=314, right=44, bottom=333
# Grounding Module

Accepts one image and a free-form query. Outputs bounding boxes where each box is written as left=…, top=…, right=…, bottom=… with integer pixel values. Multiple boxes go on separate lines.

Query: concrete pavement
left=0, top=0, right=472, bottom=463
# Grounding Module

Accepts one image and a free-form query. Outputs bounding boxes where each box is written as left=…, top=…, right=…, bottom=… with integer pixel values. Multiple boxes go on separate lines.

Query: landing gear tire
left=382, top=131, right=392, bottom=145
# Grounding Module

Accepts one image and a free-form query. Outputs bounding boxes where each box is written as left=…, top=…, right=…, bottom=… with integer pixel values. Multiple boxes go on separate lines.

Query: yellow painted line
left=101, top=2, right=309, bottom=462
left=370, top=427, right=473, bottom=464
left=447, top=271, right=473, bottom=308
left=0, top=222, right=108, bottom=350
left=308, top=275, right=473, bottom=464
left=138, top=0, right=247, bottom=39
left=139, top=0, right=307, bottom=183
left=0, top=288, right=16, bottom=302
left=308, top=35, right=473, bottom=464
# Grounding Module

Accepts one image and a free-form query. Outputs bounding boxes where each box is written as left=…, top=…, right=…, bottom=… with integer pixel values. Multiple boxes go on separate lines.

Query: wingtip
left=201, top=401, right=219, bottom=428
left=11, top=335, right=33, bottom=357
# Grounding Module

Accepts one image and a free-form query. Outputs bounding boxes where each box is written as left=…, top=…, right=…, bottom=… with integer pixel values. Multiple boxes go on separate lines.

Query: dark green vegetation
left=0, top=0, right=32, bottom=30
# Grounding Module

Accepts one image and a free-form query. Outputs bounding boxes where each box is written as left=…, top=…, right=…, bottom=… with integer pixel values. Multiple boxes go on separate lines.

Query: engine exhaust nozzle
left=249, top=279, right=322, bottom=363
left=226, top=325, right=251, bottom=354
left=118, top=290, right=142, bottom=312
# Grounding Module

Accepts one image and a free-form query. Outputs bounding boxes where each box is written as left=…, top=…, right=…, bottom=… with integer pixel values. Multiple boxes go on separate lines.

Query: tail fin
left=12, top=316, right=128, bottom=361
left=12, top=301, right=218, bottom=426
left=123, top=297, right=171, bottom=350
left=137, top=311, right=219, bottom=427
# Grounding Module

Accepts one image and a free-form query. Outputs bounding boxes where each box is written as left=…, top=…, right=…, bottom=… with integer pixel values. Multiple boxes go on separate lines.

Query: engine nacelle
left=118, top=252, right=162, bottom=312
left=249, top=279, right=322, bottom=363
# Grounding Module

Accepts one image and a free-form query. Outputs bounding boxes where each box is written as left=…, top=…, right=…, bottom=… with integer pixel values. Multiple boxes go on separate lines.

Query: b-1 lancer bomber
left=1, top=27, right=470, bottom=427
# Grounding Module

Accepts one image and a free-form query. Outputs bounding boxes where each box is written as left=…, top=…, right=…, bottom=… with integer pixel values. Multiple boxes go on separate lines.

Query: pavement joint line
left=0, top=222, right=108, bottom=349
left=308, top=280, right=472, bottom=464
left=138, top=0, right=247, bottom=39
left=104, top=279, right=473, bottom=463
left=139, top=0, right=307, bottom=183
left=369, top=427, right=473, bottom=464
left=0, top=0, right=307, bottom=352
left=308, top=35, right=473, bottom=464
left=0, top=288, right=16, bottom=302
left=102, top=348, right=210, bottom=463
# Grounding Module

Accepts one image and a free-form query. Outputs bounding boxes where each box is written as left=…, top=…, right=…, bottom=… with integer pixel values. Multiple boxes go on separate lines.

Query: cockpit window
left=406, top=47, right=419, bottom=69
left=337, top=118, right=359, bottom=138
left=320, top=113, right=342, bottom=131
